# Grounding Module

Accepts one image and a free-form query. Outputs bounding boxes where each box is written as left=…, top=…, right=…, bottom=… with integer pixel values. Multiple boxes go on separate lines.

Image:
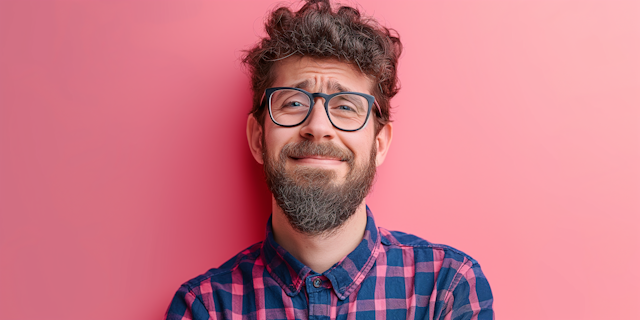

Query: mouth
left=289, top=155, right=346, bottom=166
left=290, top=155, right=345, bottom=161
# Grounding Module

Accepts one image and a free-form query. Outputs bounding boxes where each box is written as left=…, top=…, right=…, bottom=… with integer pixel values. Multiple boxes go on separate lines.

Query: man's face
left=264, top=57, right=378, bottom=181
left=258, top=56, right=382, bottom=235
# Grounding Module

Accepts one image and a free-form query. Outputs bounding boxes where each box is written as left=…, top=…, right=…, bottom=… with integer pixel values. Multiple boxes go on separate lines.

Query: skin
left=247, top=56, right=393, bottom=273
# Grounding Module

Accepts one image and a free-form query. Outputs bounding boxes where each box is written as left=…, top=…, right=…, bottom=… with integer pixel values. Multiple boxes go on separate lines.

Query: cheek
left=263, top=125, right=294, bottom=156
left=343, top=136, right=375, bottom=164
left=342, top=126, right=376, bottom=152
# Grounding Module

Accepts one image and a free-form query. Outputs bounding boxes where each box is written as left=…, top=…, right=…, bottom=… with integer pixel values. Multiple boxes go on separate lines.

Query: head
left=244, top=0, right=402, bottom=236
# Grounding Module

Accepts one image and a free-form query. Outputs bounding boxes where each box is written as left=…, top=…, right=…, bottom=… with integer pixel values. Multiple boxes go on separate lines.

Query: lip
left=289, top=156, right=345, bottom=166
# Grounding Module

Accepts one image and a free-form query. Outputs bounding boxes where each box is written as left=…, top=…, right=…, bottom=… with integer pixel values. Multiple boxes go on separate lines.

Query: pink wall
left=1, top=1, right=639, bottom=319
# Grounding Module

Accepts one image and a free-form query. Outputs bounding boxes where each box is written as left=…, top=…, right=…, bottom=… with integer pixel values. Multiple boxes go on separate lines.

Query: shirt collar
left=260, top=206, right=382, bottom=300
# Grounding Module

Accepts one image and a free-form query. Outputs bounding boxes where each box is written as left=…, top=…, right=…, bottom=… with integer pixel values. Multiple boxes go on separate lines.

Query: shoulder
left=378, top=228, right=494, bottom=318
left=165, top=242, right=263, bottom=319
left=379, top=227, right=480, bottom=265
left=378, top=227, right=488, bottom=285
left=179, top=241, right=262, bottom=293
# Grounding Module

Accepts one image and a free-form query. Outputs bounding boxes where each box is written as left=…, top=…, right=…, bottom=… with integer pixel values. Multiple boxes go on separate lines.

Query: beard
left=263, top=139, right=377, bottom=236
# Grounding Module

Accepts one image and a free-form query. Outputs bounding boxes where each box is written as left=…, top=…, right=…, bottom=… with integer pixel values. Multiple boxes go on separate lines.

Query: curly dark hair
left=242, top=0, right=403, bottom=133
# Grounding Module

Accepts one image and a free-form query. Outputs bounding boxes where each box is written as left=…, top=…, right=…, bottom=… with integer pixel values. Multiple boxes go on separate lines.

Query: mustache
left=280, top=140, right=354, bottom=165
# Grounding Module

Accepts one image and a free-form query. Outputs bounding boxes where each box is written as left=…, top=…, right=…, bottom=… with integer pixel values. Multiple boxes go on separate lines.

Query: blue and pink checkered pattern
left=166, top=207, right=494, bottom=320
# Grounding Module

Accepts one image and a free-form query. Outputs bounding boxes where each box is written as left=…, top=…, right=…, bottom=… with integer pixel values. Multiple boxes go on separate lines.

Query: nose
left=299, top=97, right=335, bottom=141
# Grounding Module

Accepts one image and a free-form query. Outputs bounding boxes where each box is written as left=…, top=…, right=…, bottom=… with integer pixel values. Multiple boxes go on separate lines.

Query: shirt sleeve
left=165, top=285, right=212, bottom=320
left=446, top=261, right=494, bottom=320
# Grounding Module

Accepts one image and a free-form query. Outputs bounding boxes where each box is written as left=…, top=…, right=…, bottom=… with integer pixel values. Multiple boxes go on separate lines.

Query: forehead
left=271, top=56, right=374, bottom=94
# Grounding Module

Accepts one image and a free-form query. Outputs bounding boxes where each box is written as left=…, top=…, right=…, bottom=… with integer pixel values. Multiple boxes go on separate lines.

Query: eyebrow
left=293, top=80, right=313, bottom=90
left=291, top=79, right=354, bottom=93
left=328, top=80, right=353, bottom=93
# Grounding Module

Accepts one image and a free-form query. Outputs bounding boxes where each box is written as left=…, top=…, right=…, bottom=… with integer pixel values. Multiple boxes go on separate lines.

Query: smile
left=289, top=156, right=345, bottom=166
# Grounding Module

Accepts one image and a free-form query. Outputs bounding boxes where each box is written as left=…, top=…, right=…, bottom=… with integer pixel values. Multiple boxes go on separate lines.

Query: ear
left=246, top=115, right=264, bottom=164
left=374, top=122, right=393, bottom=167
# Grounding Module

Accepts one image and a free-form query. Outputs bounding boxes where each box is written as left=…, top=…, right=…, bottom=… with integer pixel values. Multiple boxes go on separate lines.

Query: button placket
left=306, top=275, right=331, bottom=320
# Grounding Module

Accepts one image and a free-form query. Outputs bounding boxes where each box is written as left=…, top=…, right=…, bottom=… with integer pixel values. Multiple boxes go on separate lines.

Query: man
left=166, top=1, right=494, bottom=319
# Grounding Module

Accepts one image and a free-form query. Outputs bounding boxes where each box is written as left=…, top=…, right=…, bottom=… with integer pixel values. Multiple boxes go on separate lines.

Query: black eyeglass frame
left=261, top=87, right=381, bottom=132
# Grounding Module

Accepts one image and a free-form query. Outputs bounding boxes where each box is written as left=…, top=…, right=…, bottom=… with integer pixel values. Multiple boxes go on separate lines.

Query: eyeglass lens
left=269, top=89, right=369, bottom=130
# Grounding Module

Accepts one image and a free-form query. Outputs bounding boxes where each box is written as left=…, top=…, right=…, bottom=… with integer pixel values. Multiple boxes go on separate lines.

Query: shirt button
left=313, top=278, right=322, bottom=288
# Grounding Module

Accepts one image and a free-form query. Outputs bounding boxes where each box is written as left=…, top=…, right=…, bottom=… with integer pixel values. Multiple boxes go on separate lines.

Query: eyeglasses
left=261, top=87, right=380, bottom=132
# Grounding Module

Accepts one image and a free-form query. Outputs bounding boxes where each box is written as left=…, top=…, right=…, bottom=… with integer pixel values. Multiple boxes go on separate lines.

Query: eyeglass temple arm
left=258, top=91, right=267, bottom=108
left=373, top=100, right=382, bottom=118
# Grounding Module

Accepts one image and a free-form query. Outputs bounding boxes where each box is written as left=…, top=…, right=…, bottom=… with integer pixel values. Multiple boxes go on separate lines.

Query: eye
left=337, top=105, right=355, bottom=112
left=281, top=99, right=308, bottom=108
left=286, top=101, right=304, bottom=107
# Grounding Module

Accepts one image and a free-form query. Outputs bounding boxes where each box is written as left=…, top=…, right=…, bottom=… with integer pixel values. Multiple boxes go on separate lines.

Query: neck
left=270, top=197, right=368, bottom=274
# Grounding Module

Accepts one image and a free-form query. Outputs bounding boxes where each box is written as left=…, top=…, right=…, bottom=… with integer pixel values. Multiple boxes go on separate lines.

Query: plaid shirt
left=166, top=207, right=494, bottom=320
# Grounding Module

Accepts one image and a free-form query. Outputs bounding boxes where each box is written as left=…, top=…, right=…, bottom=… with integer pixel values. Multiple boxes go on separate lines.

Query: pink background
left=1, top=0, right=639, bottom=319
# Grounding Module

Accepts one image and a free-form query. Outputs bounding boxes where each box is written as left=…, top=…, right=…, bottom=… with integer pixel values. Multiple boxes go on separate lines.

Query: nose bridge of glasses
left=307, top=93, right=332, bottom=123
left=310, top=92, right=331, bottom=108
